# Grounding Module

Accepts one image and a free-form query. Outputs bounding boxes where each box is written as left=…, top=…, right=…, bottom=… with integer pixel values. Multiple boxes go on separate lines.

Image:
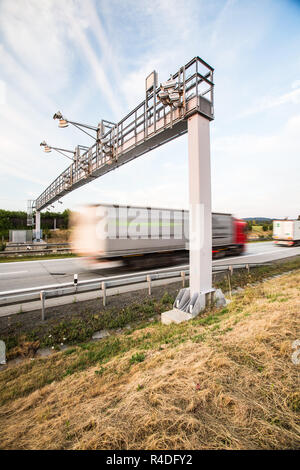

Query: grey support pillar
left=35, top=210, right=41, bottom=242
left=187, top=113, right=212, bottom=296
left=162, top=112, right=225, bottom=325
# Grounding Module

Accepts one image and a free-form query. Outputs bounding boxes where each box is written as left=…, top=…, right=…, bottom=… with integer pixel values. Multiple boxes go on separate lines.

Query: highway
left=0, top=241, right=299, bottom=294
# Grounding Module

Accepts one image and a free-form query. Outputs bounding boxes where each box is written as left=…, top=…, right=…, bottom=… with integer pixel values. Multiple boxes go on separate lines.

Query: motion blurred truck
left=70, top=204, right=247, bottom=269
left=273, top=220, right=300, bottom=246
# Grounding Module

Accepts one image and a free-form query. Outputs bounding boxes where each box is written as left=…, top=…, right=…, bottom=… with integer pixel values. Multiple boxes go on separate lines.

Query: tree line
left=0, top=209, right=70, bottom=239
left=246, top=220, right=273, bottom=232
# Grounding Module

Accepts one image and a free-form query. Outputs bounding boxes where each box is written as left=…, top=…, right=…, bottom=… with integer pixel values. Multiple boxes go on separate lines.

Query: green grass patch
left=129, top=352, right=146, bottom=364
left=214, top=257, right=300, bottom=293
left=3, top=293, right=176, bottom=359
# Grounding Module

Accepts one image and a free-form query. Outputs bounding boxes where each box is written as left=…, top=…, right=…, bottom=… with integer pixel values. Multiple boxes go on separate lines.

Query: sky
left=0, top=0, right=299, bottom=219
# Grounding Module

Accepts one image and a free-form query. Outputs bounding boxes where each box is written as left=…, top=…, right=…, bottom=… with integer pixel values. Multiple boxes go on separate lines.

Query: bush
left=161, top=291, right=174, bottom=305
left=43, top=228, right=52, bottom=239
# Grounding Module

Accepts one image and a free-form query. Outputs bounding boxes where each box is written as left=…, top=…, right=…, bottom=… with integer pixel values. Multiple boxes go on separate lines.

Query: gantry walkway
left=35, top=57, right=214, bottom=211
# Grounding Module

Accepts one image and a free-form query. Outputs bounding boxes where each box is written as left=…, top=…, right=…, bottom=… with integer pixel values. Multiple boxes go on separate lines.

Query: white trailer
left=70, top=204, right=245, bottom=269
left=273, top=220, right=300, bottom=246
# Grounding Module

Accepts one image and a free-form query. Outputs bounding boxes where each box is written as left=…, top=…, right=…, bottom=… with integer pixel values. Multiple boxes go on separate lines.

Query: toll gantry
left=34, top=57, right=214, bottom=211
left=33, top=55, right=219, bottom=320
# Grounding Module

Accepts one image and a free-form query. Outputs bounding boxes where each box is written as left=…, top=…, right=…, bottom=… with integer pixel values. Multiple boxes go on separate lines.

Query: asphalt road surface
left=0, top=241, right=299, bottom=293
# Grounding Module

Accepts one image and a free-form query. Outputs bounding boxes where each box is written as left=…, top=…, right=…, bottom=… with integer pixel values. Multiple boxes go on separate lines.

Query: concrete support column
left=35, top=210, right=41, bottom=242
left=161, top=112, right=218, bottom=325
left=187, top=113, right=212, bottom=296
left=162, top=112, right=226, bottom=325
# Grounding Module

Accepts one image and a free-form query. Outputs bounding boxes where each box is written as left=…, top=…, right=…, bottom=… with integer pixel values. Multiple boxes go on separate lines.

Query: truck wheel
left=235, top=245, right=244, bottom=255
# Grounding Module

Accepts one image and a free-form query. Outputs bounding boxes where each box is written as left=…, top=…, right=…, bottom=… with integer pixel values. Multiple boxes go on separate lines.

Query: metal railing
left=6, top=242, right=69, bottom=247
left=0, top=248, right=72, bottom=257
left=35, top=57, right=214, bottom=210
left=0, top=242, right=71, bottom=257
left=0, top=262, right=271, bottom=320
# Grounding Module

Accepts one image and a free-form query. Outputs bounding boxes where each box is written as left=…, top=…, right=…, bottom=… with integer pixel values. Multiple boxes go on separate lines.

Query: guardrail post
left=147, top=275, right=152, bottom=295
left=101, top=281, right=106, bottom=307
left=181, top=271, right=186, bottom=287
left=40, top=291, right=46, bottom=321
left=227, top=272, right=232, bottom=300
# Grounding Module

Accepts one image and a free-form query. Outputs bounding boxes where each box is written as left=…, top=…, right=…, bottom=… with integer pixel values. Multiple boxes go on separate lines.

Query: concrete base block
left=173, top=287, right=216, bottom=317
left=92, top=329, right=110, bottom=340
left=161, top=308, right=193, bottom=325
left=161, top=287, right=227, bottom=324
left=215, top=288, right=227, bottom=307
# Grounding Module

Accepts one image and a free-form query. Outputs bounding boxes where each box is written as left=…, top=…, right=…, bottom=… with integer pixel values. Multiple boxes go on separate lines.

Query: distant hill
left=243, top=217, right=273, bottom=223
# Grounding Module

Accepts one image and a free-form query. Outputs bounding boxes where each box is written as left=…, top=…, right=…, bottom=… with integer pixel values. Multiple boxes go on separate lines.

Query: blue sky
left=0, top=0, right=299, bottom=218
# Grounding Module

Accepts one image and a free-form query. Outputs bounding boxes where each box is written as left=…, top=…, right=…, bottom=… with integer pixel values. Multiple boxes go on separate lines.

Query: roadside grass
left=247, top=238, right=272, bottom=243
left=0, top=269, right=299, bottom=449
left=2, top=256, right=300, bottom=360
left=0, top=253, right=77, bottom=263
left=3, top=296, right=174, bottom=359
left=214, top=256, right=300, bottom=293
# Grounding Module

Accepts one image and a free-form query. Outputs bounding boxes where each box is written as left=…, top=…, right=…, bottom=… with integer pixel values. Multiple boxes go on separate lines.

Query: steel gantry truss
left=35, top=57, right=214, bottom=211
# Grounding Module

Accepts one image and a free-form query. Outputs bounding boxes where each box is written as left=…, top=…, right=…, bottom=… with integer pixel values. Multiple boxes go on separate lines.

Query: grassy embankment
left=2, top=257, right=300, bottom=358
left=0, top=260, right=299, bottom=449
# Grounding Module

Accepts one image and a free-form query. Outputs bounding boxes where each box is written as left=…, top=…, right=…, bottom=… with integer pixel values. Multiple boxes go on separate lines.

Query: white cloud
left=60, top=1, right=125, bottom=119
left=0, top=0, right=299, bottom=219
left=0, top=80, right=6, bottom=105
left=87, top=181, right=188, bottom=210
left=0, top=159, right=47, bottom=186
left=0, top=45, right=56, bottom=113
left=239, top=82, right=300, bottom=117
left=210, top=0, right=237, bottom=49
left=212, top=114, right=300, bottom=218
left=291, top=79, right=300, bottom=89
left=120, top=54, right=166, bottom=109
left=0, top=0, right=73, bottom=92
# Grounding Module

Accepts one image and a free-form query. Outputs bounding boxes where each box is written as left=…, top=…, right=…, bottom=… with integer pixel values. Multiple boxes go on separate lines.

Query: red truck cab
left=234, top=218, right=247, bottom=251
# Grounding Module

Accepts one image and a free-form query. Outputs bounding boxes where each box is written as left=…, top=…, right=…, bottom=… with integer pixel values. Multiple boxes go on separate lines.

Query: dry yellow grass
left=48, top=229, right=71, bottom=243
left=0, top=270, right=299, bottom=450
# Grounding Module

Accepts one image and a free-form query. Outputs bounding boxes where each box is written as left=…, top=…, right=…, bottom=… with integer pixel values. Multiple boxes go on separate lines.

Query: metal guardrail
left=0, top=262, right=271, bottom=320
left=0, top=248, right=72, bottom=256
left=6, top=243, right=69, bottom=247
